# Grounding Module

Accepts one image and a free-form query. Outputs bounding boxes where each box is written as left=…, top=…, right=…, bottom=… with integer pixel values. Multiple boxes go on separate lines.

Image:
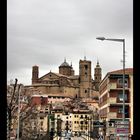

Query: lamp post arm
left=96, top=37, right=125, bottom=42
left=105, top=38, right=125, bottom=42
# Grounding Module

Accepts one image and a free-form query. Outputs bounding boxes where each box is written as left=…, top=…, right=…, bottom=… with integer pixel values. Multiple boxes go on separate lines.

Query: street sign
left=115, top=121, right=129, bottom=136
left=116, top=125, right=129, bottom=128
left=115, top=121, right=129, bottom=125
left=93, top=121, right=105, bottom=127
left=115, top=121, right=129, bottom=128
left=116, top=128, right=129, bottom=133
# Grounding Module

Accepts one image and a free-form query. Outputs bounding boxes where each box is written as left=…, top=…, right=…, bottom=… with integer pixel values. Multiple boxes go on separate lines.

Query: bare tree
left=7, top=79, right=36, bottom=140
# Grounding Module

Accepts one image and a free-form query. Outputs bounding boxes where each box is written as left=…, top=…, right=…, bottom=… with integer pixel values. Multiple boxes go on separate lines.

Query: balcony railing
left=107, top=112, right=117, bottom=119
left=108, top=83, right=129, bottom=90
left=108, top=83, right=116, bottom=90
left=108, top=97, right=117, bottom=104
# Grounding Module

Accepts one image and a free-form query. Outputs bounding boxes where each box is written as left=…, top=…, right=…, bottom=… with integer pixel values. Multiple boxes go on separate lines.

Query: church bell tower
left=32, top=65, right=39, bottom=84
left=79, top=58, right=92, bottom=98
left=94, top=61, right=102, bottom=91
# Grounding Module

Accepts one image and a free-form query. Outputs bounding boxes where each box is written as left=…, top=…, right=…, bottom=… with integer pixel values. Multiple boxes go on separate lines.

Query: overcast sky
left=7, top=0, right=133, bottom=85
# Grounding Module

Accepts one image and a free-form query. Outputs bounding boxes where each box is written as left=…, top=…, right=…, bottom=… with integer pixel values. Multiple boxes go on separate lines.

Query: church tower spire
left=94, top=60, right=102, bottom=91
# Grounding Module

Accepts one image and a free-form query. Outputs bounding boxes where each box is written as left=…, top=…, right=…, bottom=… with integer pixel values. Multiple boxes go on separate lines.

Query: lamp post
left=96, top=37, right=125, bottom=123
left=96, top=37, right=127, bottom=140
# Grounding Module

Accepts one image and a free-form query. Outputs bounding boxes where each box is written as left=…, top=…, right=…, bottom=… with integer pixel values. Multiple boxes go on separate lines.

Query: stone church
left=29, top=58, right=102, bottom=98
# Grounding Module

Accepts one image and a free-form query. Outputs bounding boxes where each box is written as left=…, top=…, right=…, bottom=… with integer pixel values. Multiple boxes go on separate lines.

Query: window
left=84, top=65, right=88, bottom=70
left=118, top=78, right=128, bottom=88
left=25, top=122, right=28, bottom=125
left=85, top=72, right=87, bottom=77
left=118, top=108, right=123, bottom=114
left=85, top=121, right=88, bottom=125
left=125, top=107, right=129, bottom=118
left=40, top=121, right=43, bottom=126
left=125, top=80, right=128, bottom=87
left=118, top=93, right=127, bottom=101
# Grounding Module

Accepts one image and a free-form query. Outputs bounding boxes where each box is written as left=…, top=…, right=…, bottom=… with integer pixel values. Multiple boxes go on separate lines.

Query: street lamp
left=96, top=37, right=126, bottom=123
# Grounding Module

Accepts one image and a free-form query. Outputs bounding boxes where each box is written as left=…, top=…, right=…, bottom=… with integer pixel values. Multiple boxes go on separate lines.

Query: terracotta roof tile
left=108, top=68, right=133, bottom=75
left=100, top=68, right=133, bottom=85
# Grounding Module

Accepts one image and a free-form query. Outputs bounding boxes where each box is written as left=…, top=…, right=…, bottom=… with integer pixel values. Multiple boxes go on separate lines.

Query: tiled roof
left=53, top=72, right=68, bottom=78
left=100, top=68, right=133, bottom=85
left=69, top=75, right=79, bottom=79
left=60, top=61, right=70, bottom=67
left=108, top=68, right=133, bottom=75
left=39, top=72, right=68, bottom=80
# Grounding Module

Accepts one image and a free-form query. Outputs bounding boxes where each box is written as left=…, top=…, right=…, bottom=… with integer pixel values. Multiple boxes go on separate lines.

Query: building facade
left=26, top=58, right=102, bottom=98
left=99, top=68, right=133, bottom=140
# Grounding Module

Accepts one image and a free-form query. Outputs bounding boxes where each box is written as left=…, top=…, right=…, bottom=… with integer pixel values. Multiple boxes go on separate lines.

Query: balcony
left=107, top=112, right=117, bottom=119
left=108, top=83, right=116, bottom=90
left=108, top=97, right=117, bottom=104
left=108, top=83, right=129, bottom=90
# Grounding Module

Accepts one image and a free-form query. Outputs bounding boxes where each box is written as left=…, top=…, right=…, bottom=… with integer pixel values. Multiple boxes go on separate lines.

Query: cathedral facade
left=30, top=58, right=102, bottom=98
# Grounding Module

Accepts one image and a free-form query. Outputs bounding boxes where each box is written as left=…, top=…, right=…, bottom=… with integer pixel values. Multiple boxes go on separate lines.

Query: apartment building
left=99, top=68, right=133, bottom=140
left=53, top=110, right=93, bottom=136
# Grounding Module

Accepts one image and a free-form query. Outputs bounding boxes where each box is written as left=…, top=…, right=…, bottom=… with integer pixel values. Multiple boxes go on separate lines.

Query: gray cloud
left=7, top=0, right=133, bottom=85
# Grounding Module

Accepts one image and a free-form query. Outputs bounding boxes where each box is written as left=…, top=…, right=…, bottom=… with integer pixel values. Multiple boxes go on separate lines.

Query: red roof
left=100, top=68, right=133, bottom=85
left=108, top=68, right=133, bottom=75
